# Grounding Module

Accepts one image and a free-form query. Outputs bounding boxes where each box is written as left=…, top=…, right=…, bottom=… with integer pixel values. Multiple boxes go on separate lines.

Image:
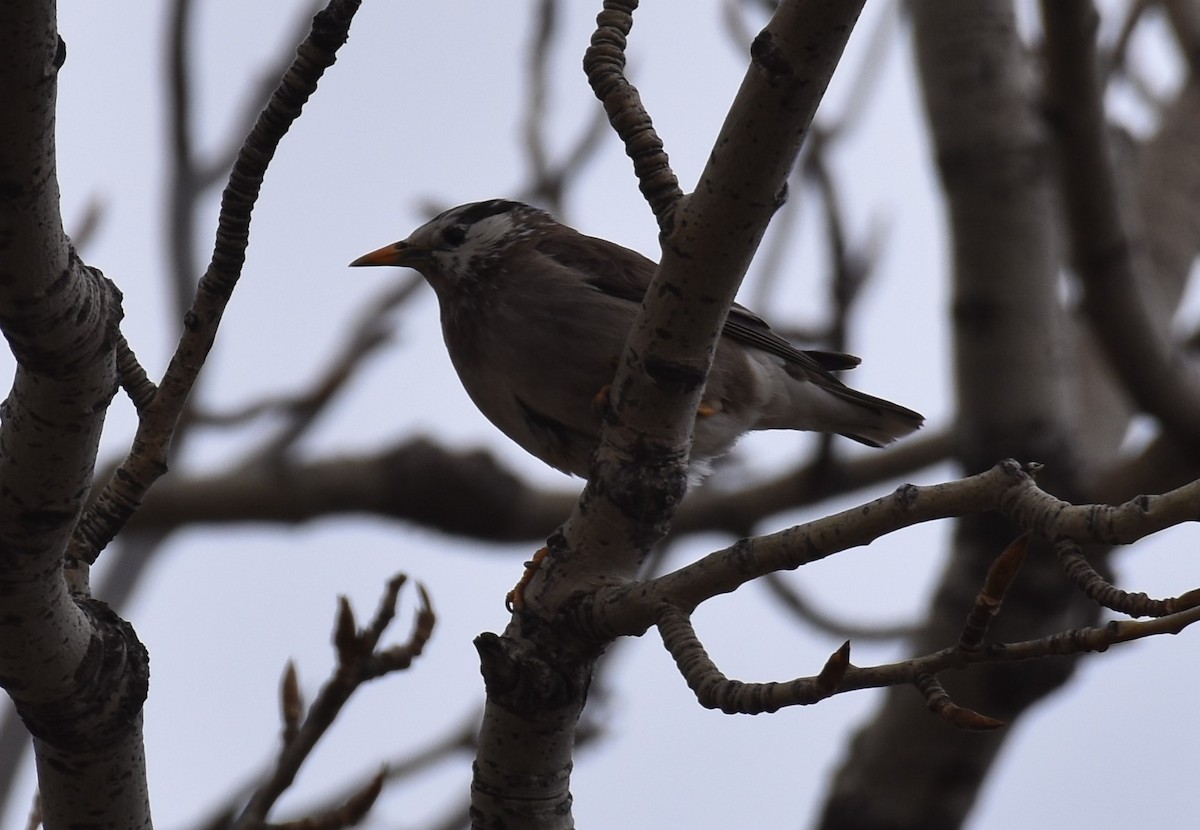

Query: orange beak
left=348, top=241, right=431, bottom=268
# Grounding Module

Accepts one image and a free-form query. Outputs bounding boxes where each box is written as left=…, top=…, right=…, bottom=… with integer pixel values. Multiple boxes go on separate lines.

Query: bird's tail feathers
left=822, top=385, right=924, bottom=447
left=758, top=375, right=924, bottom=447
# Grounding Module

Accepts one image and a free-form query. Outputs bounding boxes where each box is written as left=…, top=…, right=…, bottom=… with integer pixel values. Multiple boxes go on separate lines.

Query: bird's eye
left=442, top=225, right=468, bottom=247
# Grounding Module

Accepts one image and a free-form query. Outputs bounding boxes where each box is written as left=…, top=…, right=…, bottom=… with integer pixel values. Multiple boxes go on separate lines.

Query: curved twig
left=653, top=520, right=1200, bottom=725
left=658, top=603, right=846, bottom=714
left=1056, top=539, right=1200, bottom=617
left=585, top=460, right=1200, bottom=638
left=583, top=0, right=683, bottom=227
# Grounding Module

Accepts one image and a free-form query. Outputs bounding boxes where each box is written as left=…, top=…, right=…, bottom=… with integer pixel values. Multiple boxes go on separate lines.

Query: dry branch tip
left=815, top=641, right=851, bottom=694
left=959, top=534, right=1029, bottom=650
left=915, top=673, right=1004, bottom=731
left=280, top=660, right=303, bottom=744
left=333, top=597, right=358, bottom=665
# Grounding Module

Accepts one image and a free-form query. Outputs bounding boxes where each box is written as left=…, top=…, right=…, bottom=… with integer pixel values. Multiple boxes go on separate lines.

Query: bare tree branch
left=653, top=502, right=1198, bottom=723
left=128, top=439, right=574, bottom=541
left=0, top=3, right=148, bottom=825
left=584, top=1, right=683, bottom=225
left=537, top=0, right=868, bottom=613
left=588, top=460, right=1199, bottom=636
left=470, top=4, right=868, bottom=826
left=232, top=575, right=434, bottom=830
left=1043, top=0, right=1200, bottom=449
left=815, top=2, right=1094, bottom=824
left=70, top=0, right=364, bottom=565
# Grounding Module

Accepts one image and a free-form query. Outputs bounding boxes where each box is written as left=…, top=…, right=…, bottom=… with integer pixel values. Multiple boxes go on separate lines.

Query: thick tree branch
left=0, top=2, right=149, bottom=826
left=535, top=0, right=867, bottom=613
left=114, top=429, right=946, bottom=548
left=817, top=3, right=1092, bottom=826
left=1043, top=0, right=1200, bottom=449
left=126, top=439, right=574, bottom=541
left=469, top=5, right=869, bottom=827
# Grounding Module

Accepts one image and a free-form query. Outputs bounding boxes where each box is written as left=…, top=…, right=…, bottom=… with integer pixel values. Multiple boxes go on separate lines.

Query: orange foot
left=506, top=546, right=550, bottom=612
left=591, top=384, right=611, bottom=413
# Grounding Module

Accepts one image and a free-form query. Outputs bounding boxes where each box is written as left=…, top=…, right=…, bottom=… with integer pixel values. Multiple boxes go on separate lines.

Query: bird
left=350, top=199, right=923, bottom=479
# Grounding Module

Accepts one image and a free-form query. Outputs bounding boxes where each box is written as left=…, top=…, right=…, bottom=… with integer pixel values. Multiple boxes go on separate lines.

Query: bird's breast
left=437, top=281, right=633, bottom=474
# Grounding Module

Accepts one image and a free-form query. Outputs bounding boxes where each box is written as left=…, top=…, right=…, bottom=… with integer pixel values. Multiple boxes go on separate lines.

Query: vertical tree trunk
left=818, top=4, right=1093, bottom=827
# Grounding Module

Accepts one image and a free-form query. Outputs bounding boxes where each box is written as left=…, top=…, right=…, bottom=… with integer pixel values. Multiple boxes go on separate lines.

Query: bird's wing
left=722, top=305, right=861, bottom=374
left=535, top=230, right=861, bottom=378
left=534, top=230, right=656, bottom=305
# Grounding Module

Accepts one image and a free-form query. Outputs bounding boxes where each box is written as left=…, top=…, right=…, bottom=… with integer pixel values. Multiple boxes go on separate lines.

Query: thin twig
left=232, top=574, right=434, bottom=830
left=586, top=459, right=1200, bottom=638
left=114, top=331, right=157, bottom=414
left=237, top=275, right=422, bottom=461
left=583, top=0, right=683, bottom=227
left=69, top=0, right=364, bottom=565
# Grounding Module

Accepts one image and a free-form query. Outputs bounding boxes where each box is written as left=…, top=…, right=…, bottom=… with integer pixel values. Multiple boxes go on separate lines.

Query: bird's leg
left=598, top=383, right=721, bottom=418
left=591, top=384, right=611, bottom=413
left=506, top=546, right=550, bottom=612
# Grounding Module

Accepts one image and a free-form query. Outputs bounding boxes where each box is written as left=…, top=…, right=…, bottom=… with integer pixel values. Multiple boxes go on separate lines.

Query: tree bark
left=0, top=2, right=150, bottom=828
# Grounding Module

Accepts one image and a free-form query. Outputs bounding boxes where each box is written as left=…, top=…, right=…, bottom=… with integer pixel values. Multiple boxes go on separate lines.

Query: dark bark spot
left=751, top=30, right=793, bottom=83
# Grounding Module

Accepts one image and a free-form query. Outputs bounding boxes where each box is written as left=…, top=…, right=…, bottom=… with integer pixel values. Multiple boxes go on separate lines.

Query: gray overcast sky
left=5, top=3, right=1196, bottom=828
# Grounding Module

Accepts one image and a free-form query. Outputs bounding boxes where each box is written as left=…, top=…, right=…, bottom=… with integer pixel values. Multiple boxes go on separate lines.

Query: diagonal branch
left=470, top=7, right=871, bottom=826
left=69, top=0, right=363, bottom=565
left=534, top=0, right=868, bottom=614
